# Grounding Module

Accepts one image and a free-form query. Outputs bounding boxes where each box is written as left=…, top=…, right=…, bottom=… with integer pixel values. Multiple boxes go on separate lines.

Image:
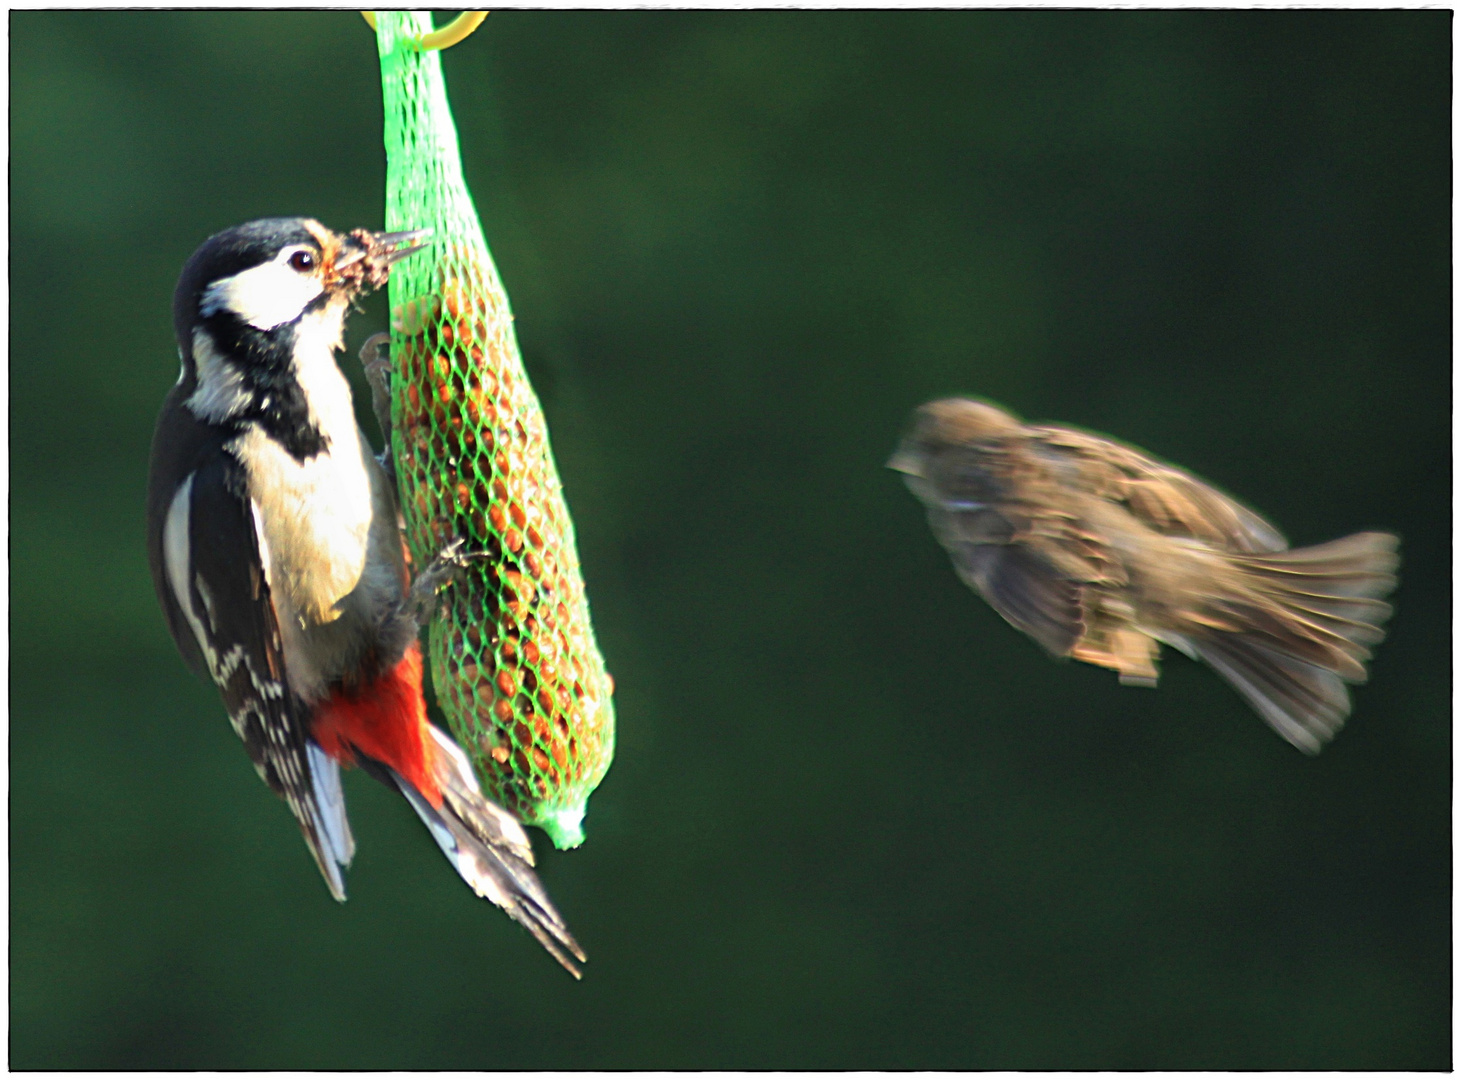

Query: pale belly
left=231, top=423, right=406, bottom=701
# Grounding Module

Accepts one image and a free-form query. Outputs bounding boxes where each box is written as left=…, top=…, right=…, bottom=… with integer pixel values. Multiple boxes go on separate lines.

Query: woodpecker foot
left=358, top=332, right=394, bottom=474
left=406, top=537, right=489, bottom=626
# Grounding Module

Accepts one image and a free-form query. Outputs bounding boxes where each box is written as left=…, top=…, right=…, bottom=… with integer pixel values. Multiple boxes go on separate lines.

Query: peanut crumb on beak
left=342, top=228, right=399, bottom=293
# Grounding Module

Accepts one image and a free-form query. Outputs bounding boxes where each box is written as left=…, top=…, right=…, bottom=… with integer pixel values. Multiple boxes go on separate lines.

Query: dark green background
left=10, top=10, right=1450, bottom=1069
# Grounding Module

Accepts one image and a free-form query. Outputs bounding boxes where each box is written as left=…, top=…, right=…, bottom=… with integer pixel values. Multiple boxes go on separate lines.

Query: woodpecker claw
left=358, top=332, right=395, bottom=476
left=406, top=537, right=490, bottom=626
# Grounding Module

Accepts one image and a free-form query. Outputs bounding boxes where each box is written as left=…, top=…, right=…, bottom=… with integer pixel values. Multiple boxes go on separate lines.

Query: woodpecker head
left=174, top=217, right=424, bottom=349
left=171, top=218, right=424, bottom=434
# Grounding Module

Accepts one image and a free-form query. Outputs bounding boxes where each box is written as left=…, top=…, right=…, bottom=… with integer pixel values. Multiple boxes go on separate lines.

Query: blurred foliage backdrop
left=9, top=10, right=1450, bottom=1069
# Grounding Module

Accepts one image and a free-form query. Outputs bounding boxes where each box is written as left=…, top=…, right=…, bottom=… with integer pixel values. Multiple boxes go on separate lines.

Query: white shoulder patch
left=166, top=474, right=289, bottom=711
left=249, top=498, right=274, bottom=587
left=200, top=253, right=323, bottom=331
left=163, top=474, right=216, bottom=672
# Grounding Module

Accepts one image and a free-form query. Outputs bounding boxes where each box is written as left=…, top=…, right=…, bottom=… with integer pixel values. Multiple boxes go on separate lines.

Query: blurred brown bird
left=889, top=397, right=1399, bottom=753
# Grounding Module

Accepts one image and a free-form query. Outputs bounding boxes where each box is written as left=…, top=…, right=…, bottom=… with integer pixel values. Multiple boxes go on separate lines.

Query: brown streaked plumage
left=890, top=397, right=1399, bottom=753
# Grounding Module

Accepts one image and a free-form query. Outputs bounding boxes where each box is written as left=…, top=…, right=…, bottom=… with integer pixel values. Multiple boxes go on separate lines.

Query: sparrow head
left=173, top=217, right=426, bottom=347
left=887, top=396, right=1024, bottom=478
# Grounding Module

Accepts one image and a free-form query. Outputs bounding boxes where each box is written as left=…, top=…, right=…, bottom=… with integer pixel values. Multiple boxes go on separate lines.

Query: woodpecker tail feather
left=302, top=741, right=357, bottom=900
left=312, top=644, right=584, bottom=973
left=396, top=725, right=587, bottom=978
left=1165, top=531, right=1399, bottom=753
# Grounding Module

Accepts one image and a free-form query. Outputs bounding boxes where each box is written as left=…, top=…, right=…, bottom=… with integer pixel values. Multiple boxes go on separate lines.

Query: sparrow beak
left=886, top=443, right=923, bottom=476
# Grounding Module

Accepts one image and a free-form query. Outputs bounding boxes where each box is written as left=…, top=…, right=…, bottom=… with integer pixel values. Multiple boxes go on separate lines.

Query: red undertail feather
left=311, top=641, right=586, bottom=975
left=312, top=642, right=442, bottom=806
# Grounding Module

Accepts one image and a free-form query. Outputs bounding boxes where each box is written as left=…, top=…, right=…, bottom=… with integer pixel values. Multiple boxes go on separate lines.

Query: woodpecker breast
left=229, top=313, right=407, bottom=703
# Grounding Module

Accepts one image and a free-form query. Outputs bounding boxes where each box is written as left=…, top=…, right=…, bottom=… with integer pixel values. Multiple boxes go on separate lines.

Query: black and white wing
left=146, top=398, right=354, bottom=898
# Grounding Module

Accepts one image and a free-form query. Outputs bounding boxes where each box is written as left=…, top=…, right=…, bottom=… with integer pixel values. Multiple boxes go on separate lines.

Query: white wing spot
left=213, top=644, right=246, bottom=681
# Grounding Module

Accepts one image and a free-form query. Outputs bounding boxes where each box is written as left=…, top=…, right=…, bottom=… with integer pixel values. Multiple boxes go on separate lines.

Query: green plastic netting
left=374, top=12, right=614, bottom=848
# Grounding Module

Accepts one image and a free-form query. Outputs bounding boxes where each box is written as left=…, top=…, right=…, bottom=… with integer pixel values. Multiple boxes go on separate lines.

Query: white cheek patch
left=201, top=260, right=324, bottom=331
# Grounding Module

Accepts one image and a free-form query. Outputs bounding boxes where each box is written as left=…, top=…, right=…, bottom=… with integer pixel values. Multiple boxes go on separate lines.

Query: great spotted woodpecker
left=146, top=218, right=584, bottom=975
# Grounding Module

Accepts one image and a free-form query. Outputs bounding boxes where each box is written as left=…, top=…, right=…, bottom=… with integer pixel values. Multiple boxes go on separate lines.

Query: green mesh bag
left=373, top=12, right=614, bottom=848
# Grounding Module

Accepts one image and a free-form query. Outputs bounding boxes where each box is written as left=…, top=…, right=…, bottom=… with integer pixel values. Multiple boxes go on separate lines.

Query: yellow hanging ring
left=362, top=11, right=488, bottom=51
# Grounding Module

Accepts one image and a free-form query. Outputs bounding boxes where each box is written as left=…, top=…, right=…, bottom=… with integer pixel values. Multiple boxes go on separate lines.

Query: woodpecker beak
left=332, top=228, right=432, bottom=293
left=334, top=228, right=431, bottom=270
left=375, top=227, right=432, bottom=265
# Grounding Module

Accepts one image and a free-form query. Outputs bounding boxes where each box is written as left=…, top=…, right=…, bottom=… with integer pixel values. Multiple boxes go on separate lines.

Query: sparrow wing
left=1029, top=424, right=1288, bottom=554
left=909, top=429, right=1142, bottom=663
left=935, top=526, right=1085, bottom=656
left=912, top=436, right=1103, bottom=657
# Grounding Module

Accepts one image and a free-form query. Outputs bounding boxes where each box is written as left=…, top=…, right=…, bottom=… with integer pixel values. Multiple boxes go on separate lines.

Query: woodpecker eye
left=287, top=250, right=316, bottom=272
